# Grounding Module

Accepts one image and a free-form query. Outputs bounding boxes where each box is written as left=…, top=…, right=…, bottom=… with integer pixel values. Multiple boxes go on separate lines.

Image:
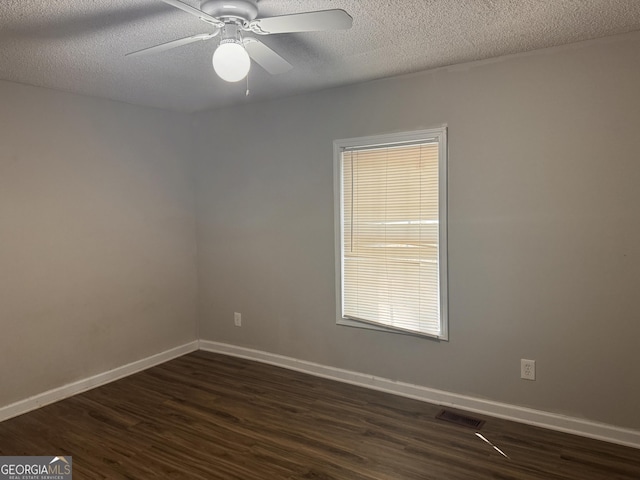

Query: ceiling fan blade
left=249, top=9, right=352, bottom=35
left=160, top=0, right=224, bottom=27
left=126, top=32, right=219, bottom=57
left=243, top=38, right=293, bottom=75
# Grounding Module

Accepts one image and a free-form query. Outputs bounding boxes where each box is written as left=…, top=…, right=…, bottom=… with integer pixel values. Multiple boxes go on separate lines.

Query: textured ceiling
left=2, top=0, right=640, bottom=112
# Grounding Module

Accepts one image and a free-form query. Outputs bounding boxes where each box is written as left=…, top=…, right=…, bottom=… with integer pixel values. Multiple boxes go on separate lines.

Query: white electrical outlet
left=234, top=312, right=242, bottom=327
left=521, top=359, right=536, bottom=380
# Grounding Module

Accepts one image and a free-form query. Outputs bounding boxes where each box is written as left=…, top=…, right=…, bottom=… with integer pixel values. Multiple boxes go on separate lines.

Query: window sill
left=337, top=317, right=447, bottom=341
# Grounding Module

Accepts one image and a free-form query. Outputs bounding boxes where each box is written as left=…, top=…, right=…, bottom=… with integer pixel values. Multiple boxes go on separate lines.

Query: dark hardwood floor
left=0, top=351, right=638, bottom=479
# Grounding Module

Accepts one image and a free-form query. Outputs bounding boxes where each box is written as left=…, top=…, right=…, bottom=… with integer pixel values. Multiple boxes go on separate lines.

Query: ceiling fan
left=127, top=0, right=353, bottom=83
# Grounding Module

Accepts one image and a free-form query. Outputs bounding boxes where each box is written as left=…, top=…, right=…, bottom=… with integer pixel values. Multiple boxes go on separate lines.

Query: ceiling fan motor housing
left=200, top=0, right=259, bottom=22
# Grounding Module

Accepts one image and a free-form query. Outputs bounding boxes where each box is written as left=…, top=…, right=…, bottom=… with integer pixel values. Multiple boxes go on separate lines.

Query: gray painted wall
left=0, top=81, right=198, bottom=407
left=194, top=32, right=640, bottom=430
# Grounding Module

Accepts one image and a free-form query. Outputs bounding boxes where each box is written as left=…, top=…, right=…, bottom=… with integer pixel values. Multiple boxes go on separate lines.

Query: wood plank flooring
left=0, top=351, right=638, bottom=479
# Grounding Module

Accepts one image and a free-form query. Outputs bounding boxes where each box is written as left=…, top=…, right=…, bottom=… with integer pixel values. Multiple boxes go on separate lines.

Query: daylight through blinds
left=341, top=141, right=441, bottom=336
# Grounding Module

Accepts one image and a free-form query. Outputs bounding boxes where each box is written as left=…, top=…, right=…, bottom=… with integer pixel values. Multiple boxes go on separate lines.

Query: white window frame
left=333, top=127, right=449, bottom=340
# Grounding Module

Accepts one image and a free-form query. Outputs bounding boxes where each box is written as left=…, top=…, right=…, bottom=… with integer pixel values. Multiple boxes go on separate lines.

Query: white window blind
left=335, top=129, right=447, bottom=339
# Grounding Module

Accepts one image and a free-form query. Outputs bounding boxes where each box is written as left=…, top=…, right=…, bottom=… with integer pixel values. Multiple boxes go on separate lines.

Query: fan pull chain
left=246, top=71, right=250, bottom=97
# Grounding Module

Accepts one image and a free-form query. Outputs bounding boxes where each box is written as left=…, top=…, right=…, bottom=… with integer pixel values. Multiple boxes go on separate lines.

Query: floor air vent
left=436, top=409, right=485, bottom=429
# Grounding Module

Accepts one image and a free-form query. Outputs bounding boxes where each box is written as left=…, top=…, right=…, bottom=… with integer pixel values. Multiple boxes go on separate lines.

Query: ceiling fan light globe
left=212, top=42, right=251, bottom=82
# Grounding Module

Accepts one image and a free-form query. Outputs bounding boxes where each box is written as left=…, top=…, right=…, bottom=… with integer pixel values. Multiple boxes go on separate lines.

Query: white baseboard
left=0, top=341, right=199, bottom=423
left=3, top=339, right=638, bottom=450
left=199, top=340, right=640, bottom=450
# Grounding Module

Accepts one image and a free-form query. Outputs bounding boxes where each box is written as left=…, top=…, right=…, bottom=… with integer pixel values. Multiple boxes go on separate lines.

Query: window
left=334, top=128, right=448, bottom=339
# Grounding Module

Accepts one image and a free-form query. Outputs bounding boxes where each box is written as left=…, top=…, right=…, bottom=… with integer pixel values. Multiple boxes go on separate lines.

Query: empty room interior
left=1, top=1, right=639, bottom=478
